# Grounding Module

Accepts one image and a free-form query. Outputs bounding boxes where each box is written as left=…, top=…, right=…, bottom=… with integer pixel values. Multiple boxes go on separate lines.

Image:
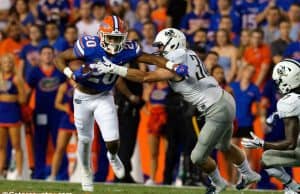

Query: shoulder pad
left=277, top=93, right=300, bottom=118
left=73, top=35, right=100, bottom=58
left=165, top=48, right=186, bottom=64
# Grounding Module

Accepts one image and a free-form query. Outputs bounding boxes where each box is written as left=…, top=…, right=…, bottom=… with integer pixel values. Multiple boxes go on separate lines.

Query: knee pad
left=190, top=149, right=206, bottom=165
left=78, top=135, right=91, bottom=144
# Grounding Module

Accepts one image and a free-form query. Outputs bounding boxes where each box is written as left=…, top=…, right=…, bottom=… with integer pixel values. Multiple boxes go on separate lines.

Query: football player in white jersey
left=96, top=28, right=261, bottom=193
left=242, top=58, right=300, bottom=194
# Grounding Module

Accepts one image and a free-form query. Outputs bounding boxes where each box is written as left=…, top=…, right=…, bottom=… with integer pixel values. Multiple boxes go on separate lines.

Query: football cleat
left=107, top=152, right=125, bottom=179
left=205, top=185, right=218, bottom=194
left=81, top=169, right=94, bottom=192
left=236, top=172, right=261, bottom=190
left=284, top=187, right=300, bottom=194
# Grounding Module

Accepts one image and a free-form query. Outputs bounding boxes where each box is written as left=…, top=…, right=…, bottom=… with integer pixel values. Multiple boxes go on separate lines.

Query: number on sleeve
left=189, top=54, right=208, bottom=80
left=102, top=74, right=118, bottom=85
left=84, top=36, right=97, bottom=48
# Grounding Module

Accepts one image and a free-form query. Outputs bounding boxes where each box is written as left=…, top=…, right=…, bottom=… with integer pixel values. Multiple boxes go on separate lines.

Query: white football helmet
left=272, top=58, right=300, bottom=94
left=152, top=28, right=186, bottom=56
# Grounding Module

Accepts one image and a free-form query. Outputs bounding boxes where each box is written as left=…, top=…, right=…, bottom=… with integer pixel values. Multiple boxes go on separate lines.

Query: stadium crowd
left=0, top=0, right=300, bottom=191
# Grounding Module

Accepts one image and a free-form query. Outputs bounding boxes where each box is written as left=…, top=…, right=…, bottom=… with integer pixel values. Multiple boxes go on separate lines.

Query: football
left=68, top=60, right=91, bottom=73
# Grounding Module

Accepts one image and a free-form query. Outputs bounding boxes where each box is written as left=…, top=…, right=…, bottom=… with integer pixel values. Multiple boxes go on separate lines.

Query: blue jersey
left=73, top=35, right=141, bottom=92
left=209, top=9, right=241, bottom=34
left=283, top=41, right=300, bottom=62
left=237, top=0, right=261, bottom=29
left=230, top=82, right=261, bottom=127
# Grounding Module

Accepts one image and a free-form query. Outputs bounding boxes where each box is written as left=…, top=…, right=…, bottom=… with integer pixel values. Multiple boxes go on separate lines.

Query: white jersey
left=277, top=92, right=300, bottom=120
left=165, top=48, right=223, bottom=112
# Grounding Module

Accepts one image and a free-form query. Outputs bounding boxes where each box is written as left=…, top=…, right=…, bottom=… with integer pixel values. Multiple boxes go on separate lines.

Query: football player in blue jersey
left=55, top=15, right=187, bottom=192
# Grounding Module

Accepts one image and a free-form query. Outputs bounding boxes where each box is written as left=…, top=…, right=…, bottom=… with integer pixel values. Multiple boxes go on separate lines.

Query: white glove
left=92, top=57, right=128, bottom=76
left=266, top=112, right=279, bottom=126
left=241, top=132, right=264, bottom=149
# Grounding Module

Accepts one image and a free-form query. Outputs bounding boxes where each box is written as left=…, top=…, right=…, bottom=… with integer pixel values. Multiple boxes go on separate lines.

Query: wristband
left=114, top=65, right=128, bottom=77
left=165, top=61, right=177, bottom=70
left=63, top=67, right=73, bottom=79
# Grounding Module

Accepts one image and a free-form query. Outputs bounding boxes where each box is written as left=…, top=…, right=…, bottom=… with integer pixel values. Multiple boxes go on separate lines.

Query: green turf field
left=0, top=180, right=283, bottom=194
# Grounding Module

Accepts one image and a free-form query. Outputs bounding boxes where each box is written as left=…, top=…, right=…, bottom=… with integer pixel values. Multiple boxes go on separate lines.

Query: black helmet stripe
left=283, top=58, right=300, bottom=68
left=112, top=15, right=119, bottom=31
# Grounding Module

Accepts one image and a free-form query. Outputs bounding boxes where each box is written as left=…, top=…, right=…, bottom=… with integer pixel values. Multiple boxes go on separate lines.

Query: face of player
left=1, top=56, right=14, bottom=73
left=40, top=48, right=54, bottom=65
left=250, top=32, right=263, bottom=47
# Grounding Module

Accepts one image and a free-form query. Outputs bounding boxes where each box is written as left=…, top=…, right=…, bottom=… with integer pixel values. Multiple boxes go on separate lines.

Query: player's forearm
left=264, top=140, right=296, bottom=150
left=54, top=49, right=77, bottom=79
left=125, top=68, right=148, bottom=83
left=136, top=53, right=177, bottom=71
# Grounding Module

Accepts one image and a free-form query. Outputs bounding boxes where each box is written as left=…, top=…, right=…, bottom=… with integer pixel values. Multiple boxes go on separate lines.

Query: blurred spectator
left=37, top=0, right=69, bottom=33
left=0, top=0, right=12, bottom=30
left=47, top=65, right=78, bottom=181
left=255, top=0, right=277, bottom=25
left=237, top=29, right=251, bottom=60
left=271, top=20, right=292, bottom=64
left=230, top=65, right=260, bottom=144
left=210, top=0, right=241, bottom=34
left=192, top=29, right=211, bottom=53
left=114, top=29, right=143, bottom=183
left=133, top=1, right=151, bottom=35
left=283, top=31, right=300, bottom=62
left=10, top=0, right=35, bottom=35
left=0, top=21, right=29, bottom=66
left=218, top=15, right=239, bottom=45
left=110, top=0, right=136, bottom=29
left=237, top=0, right=261, bottom=29
left=180, top=0, right=212, bottom=43
left=288, top=3, right=300, bottom=41
left=230, top=65, right=261, bottom=175
left=141, top=21, right=157, bottom=71
left=92, top=2, right=106, bottom=23
left=20, top=25, right=42, bottom=79
left=203, top=51, right=219, bottom=74
left=166, top=0, right=187, bottom=28
left=75, top=2, right=99, bottom=37
left=64, top=25, right=78, bottom=48
left=151, top=0, right=168, bottom=32
left=211, top=65, right=232, bottom=94
left=211, top=29, right=238, bottom=82
left=39, top=21, right=68, bottom=53
left=262, top=6, right=281, bottom=44
left=145, top=82, right=169, bottom=185
left=243, top=28, right=271, bottom=88
left=0, top=54, right=25, bottom=179
left=26, top=46, right=67, bottom=179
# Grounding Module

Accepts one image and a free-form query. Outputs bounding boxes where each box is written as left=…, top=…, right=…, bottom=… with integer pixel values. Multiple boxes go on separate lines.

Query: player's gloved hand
left=241, top=132, right=264, bottom=149
left=72, top=65, right=92, bottom=81
left=174, top=64, right=188, bottom=77
left=94, top=56, right=128, bottom=77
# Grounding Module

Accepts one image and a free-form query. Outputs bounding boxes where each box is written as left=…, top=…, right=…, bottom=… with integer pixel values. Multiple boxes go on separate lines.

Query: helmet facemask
left=99, top=31, right=127, bottom=55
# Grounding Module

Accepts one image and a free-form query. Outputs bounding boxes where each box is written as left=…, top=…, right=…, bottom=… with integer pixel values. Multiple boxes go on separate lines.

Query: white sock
left=77, top=138, right=91, bottom=172
left=237, top=159, right=253, bottom=175
left=265, top=167, right=291, bottom=184
left=208, top=168, right=226, bottom=186
left=107, top=151, right=116, bottom=160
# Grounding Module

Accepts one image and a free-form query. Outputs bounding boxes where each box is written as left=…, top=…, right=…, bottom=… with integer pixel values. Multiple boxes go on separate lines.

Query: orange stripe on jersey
left=0, top=122, right=21, bottom=127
